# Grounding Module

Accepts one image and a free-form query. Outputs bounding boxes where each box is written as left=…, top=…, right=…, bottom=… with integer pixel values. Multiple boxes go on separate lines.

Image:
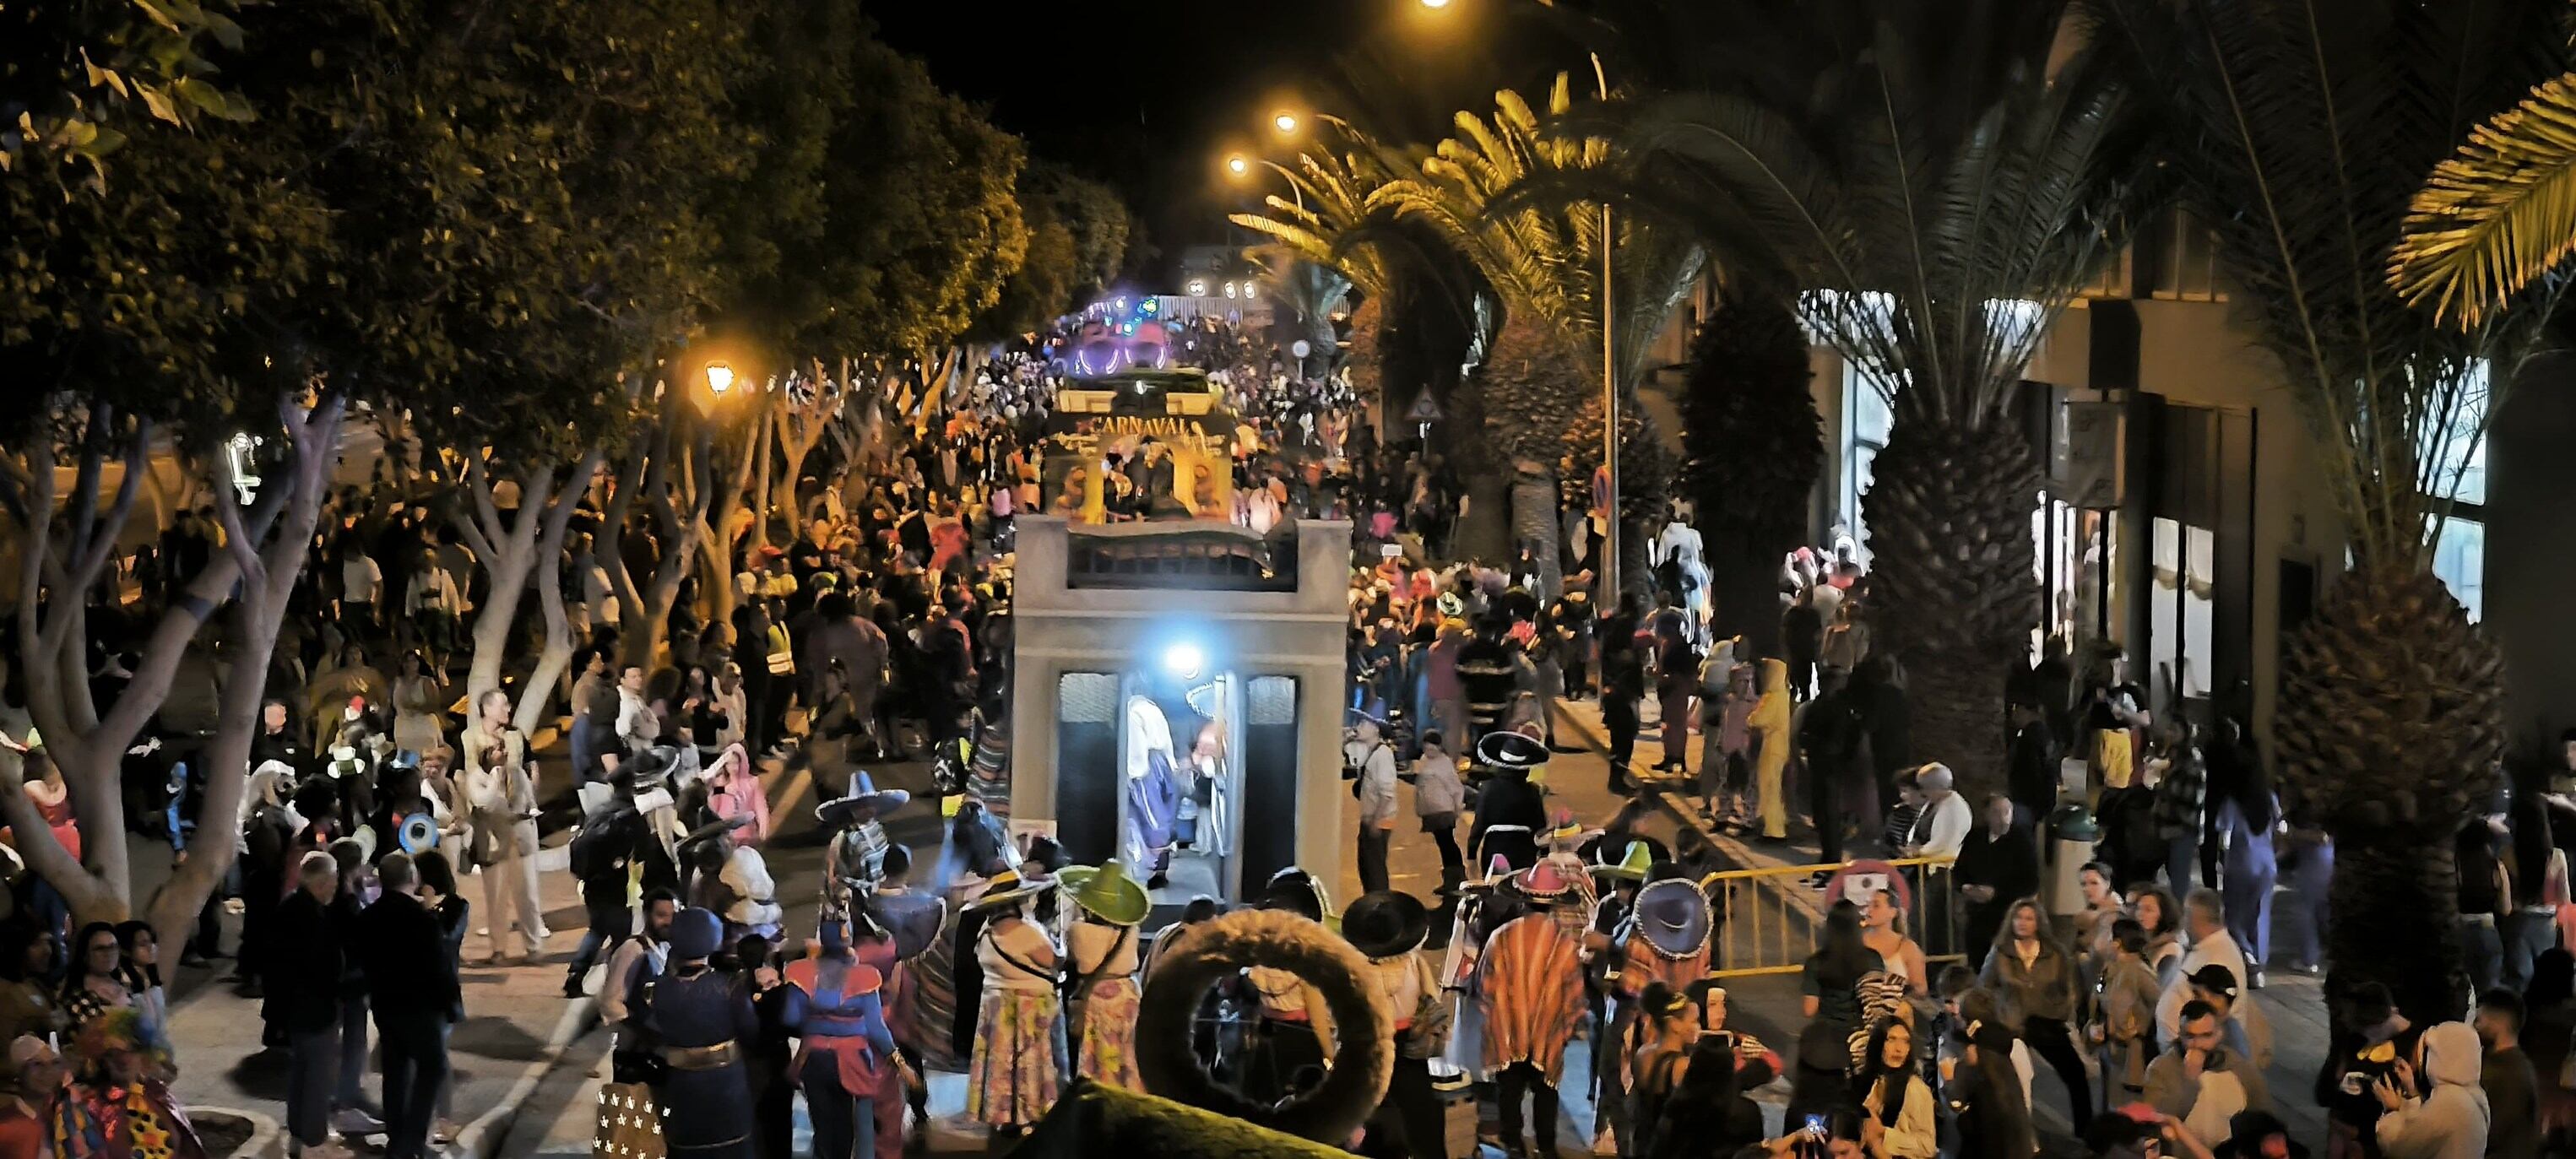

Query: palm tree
left=1379, top=76, right=1706, bottom=595
left=2393, top=71, right=2576, bottom=326
left=1255, top=252, right=1352, bottom=380
left=2095, top=0, right=2569, bottom=1021
left=1676, top=291, right=1824, bottom=657
left=1610, top=0, right=2149, bottom=793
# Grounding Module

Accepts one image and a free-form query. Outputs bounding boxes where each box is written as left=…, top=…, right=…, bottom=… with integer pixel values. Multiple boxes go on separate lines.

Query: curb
left=198, top=1105, right=282, bottom=1159
left=453, top=995, right=599, bottom=1159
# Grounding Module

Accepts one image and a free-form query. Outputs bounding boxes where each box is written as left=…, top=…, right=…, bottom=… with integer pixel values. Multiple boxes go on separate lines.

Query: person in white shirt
left=340, top=544, right=384, bottom=633
left=1348, top=721, right=1401, bottom=894
left=613, top=663, right=656, bottom=754
left=2156, top=888, right=2250, bottom=1042
left=1903, top=763, right=1975, bottom=858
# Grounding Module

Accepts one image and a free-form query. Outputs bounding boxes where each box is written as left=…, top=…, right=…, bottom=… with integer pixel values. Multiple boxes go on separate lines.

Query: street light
left=1227, top=154, right=1250, bottom=176
left=704, top=360, right=735, bottom=396
left=1419, top=0, right=1451, bottom=7
left=1272, top=111, right=1299, bottom=135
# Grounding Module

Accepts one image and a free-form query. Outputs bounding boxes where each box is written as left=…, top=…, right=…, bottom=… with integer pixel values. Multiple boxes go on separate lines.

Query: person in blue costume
left=640, top=908, right=760, bottom=1159
left=787, top=911, right=901, bottom=1159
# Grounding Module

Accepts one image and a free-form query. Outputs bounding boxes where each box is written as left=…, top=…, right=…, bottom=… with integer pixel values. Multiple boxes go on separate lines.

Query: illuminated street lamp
left=1227, top=154, right=1250, bottom=176
left=1272, top=111, right=1299, bottom=135
left=1420, top=0, right=1451, bottom=7
left=704, top=360, right=735, bottom=396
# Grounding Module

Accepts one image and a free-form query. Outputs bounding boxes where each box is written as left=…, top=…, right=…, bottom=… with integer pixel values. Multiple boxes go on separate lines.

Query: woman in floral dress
left=1056, top=863, right=1148, bottom=1090
left=963, top=875, right=1064, bottom=1138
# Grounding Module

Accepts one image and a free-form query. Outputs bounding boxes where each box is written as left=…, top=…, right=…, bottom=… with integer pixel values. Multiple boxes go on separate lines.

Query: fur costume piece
left=1006, top=1080, right=1351, bottom=1158
left=1135, top=908, right=1391, bottom=1145
left=721, top=845, right=781, bottom=932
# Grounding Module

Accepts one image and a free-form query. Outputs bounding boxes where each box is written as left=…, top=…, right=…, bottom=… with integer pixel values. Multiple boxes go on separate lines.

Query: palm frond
left=2392, top=73, right=2576, bottom=327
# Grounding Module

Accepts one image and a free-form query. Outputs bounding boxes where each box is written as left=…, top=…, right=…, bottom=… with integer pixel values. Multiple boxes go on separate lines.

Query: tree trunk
left=1457, top=468, right=1510, bottom=563
left=1859, top=413, right=2040, bottom=797
left=1707, top=526, right=1785, bottom=656
left=1509, top=464, right=1561, bottom=597
left=2277, top=563, right=2500, bottom=1023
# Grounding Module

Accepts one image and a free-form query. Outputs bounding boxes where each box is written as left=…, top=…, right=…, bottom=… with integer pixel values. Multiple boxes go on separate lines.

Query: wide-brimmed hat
left=964, top=868, right=1048, bottom=911
left=1057, top=862, right=1150, bottom=927
left=1261, top=866, right=1332, bottom=922
left=1511, top=859, right=1575, bottom=902
left=1342, top=891, right=1429, bottom=959
left=616, top=745, right=683, bottom=793
left=816, top=771, right=911, bottom=827
left=1633, top=880, right=1712, bottom=959
left=1593, top=842, right=1652, bottom=882
left=1476, top=730, right=1548, bottom=771
left=679, top=813, right=754, bottom=852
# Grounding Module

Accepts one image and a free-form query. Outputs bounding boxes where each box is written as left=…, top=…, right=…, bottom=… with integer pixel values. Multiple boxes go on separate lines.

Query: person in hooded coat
left=2374, top=1021, right=2491, bottom=1159
left=1748, top=659, right=1793, bottom=840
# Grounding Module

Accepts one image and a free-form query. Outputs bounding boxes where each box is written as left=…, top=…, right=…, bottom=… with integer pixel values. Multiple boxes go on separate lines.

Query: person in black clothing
left=1798, top=677, right=1868, bottom=865
left=357, top=853, right=461, bottom=1159
left=735, top=934, right=803, bottom=1159
left=1466, top=734, right=1550, bottom=871
left=1782, top=593, right=1824, bottom=703
left=2005, top=700, right=2060, bottom=831
left=270, top=851, right=346, bottom=1157
left=1455, top=615, right=1527, bottom=751
left=252, top=699, right=312, bottom=780
left=1846, top=657, right=1912, bottom=846
left=1597, top=598, right=1646, bottom=793
left=565, top=794, right=643, bottom=997
left=1645, top=1028, right=1767, bottom=1159
left=1952, top=795, right=2040, bottom=972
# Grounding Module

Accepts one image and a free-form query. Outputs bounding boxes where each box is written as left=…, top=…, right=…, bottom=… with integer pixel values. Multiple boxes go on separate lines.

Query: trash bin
left=2042, top=800, right=2101, bottom=917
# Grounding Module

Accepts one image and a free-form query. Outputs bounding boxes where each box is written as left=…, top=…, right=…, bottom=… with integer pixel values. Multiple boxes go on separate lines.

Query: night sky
left=872, top=0, right=1561, bottom=283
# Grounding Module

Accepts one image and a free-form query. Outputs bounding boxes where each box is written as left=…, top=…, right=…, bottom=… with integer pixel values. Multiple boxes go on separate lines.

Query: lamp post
left=1225, top=153, right=1304, bottom=214
left=705, top=360, right=735, bottom=398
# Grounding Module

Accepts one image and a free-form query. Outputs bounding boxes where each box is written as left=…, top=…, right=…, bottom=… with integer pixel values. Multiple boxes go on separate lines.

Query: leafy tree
left=978, top=162, right=1131, bottom=342
left=1675, top=293, right=1822, bottom=655
left=0, top=0, right=255, bottom=186
left=2097, top=0, right=2568, bottom=1022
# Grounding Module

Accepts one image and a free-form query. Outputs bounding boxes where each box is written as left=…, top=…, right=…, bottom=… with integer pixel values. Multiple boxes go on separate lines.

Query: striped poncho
left=1476, top=913, right=1588, bottom=1084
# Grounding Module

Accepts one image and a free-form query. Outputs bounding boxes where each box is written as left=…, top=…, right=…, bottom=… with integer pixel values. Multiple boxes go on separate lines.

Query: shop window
left=2149, top=517, right=2216, bottom=709
left=1841, top=363, right=1891, bottom=562
left=2421, top=360, right=2489, bottom=620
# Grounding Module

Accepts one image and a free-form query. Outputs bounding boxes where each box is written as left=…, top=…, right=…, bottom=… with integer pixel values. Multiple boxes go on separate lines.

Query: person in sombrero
left=1467, top=732, right=1549, bottom=873
left=1598, top=877, right=1716, bottom=1151
left=963, top=870, right=1065, bottom=1140
left=784, top=912, right=897, bottom=1159
left=819, top=772, right=910, bottom=905
left=1342, top=891, right=1449, bottom=1159
left=1476, top=858, right=1591, bottom=1159
left=1056, top=862, right=1149, bottom=1090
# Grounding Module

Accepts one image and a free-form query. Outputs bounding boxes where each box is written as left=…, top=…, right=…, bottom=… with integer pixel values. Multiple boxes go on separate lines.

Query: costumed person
left=461, top=689, right=545, bottom=964
left=965, top=871, right=1064, bottom=1140
left=51, top=1008, right=202, bottom=1159
left=1601, top=877, right=1716, bottom=1151
left=1056, top=862, right=1149, bottom=1090
left=1121, top=698, right=1180, bottom=887
left=1478, top=859, right=1591, bottom=1159
left=1466, top=731, right=1549, bottom=872
left=785, top=913, right=896, bottom=1159
left=1343, top=891, right=1449, bottom=1159
left=700, top=744, right=771, bottom=848
left=1748, top=658, right=1792, bottom=840
left=683, top=818, right=779, bottom=943
left=1245, top=869, right=1337, bottom=1105
left=820, top=773, right=910, bottom=907
left=637, top=908, right=757, bottom=1159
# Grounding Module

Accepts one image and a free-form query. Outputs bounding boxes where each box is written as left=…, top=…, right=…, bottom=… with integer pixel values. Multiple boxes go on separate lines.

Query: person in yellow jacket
left=1749, top=658, right=1793, bottom=839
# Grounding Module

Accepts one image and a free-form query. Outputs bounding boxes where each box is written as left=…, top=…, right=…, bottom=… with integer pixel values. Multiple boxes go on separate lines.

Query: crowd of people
left=7, top=293, right=2576, bottom=1159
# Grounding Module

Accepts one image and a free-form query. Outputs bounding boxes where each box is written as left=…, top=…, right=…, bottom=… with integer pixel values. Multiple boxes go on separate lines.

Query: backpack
left=569, top=815, right=627, bottom=882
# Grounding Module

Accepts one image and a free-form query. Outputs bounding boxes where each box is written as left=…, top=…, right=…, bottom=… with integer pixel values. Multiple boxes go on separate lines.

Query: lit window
left=2421, top=360, right=2489, bottom=618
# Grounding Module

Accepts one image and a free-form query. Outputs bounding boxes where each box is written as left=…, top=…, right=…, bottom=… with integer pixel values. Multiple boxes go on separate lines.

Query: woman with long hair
left=1979, top=898, right=2091, bottom=1133
left=1643, top=1029, right=1765, bottom=1159
left=1856, top=1018, right=1936, bottom=1159
left=1947, top=1018, right=2037, bottom=1158
left=56, top=924, right=130, bottom=1039
left=1623, top=982, right=1695, bottom=1159
left=2130, top=884, right=2184, bottom=988
left=1792, top=901, right=1880, bottom=1119
left=108, top=923, right=165, bottom=1046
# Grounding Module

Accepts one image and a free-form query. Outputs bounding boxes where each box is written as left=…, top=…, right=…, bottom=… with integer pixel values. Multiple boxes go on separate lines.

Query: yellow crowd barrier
left=1698, top=855, right=1964, bottom=979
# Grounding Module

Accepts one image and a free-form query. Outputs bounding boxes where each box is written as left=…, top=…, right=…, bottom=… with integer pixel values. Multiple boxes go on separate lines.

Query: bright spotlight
left=1163, top=642, right=1206, bottom=680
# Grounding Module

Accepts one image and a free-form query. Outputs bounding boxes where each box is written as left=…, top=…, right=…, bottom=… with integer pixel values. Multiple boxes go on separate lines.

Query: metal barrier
left=1699, top=856, right=1965, bottom=978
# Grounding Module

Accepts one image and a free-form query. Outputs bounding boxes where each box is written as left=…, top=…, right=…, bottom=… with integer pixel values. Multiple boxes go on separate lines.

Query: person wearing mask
left=272, top=852, right=349, bottom=1159
left=1952, top=796, right=2037, bottom=971
left=1856, top=1018, right=1937, bottom=1159
left=2373, top=1021, right=2491, bottom=1159
left=1979, top=899, right=2091, bottom=1134
left=2476, top=989, right=2540, bottom=1159
left=355, top=853, right=458, bottom=1159
left=1412, top=732, right=1467, bottom=895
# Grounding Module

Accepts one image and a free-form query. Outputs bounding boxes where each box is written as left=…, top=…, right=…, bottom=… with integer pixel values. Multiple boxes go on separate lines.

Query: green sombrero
left=1057, top=861, right=1151, bottom=927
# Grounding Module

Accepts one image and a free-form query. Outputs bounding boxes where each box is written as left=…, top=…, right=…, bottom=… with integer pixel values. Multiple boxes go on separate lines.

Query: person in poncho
left=1477, top=858, right=1591, bottom=1159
